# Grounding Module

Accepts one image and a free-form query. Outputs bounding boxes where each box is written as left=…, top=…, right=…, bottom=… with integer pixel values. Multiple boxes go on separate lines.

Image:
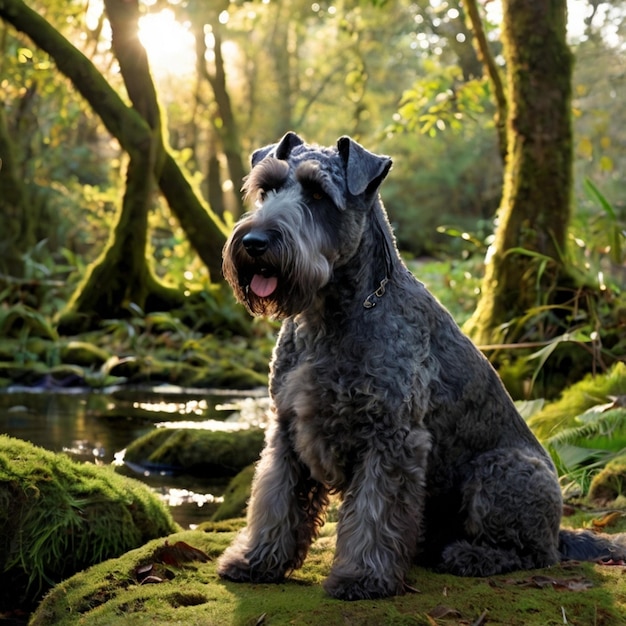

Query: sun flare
left=138, top=9, right=195, bottom=77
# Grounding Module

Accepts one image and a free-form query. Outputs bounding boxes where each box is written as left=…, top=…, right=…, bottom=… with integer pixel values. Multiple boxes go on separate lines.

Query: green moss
left=60, top=341, right=111, bottom=367
left=30, top=526, right=626, bottom=626
left=210, top=464, right=254, bottom=521
left=528, top=362, right=626, bottom=441
left=0, top=436, right=178, bottom=611
left=124, top=428, right=264, bottom=477
left=107, top=354, right=268, bottom=389
left=588, top=455, right=626, bottom=504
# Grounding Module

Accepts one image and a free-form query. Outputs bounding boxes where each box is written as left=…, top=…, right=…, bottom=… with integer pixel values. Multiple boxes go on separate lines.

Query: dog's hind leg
left=324, top=427, right=431, bottom=600
left=217, top=421, right=329, bottom=583
left=439, top=447, right=562, bottom=576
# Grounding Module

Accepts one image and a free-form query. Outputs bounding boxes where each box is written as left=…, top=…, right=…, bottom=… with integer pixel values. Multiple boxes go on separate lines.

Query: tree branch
left=0, top=0, right=227, bottom=281
left=463, top=0, right=508, bottom=163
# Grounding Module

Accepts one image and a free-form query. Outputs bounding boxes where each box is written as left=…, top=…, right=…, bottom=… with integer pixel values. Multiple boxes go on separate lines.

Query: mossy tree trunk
left=63, top=0, right=178, bottom=324
left=465, top=0, right=573, bottom=346
left=61, top=148, right=172, bottom=326
left=0, top=0, right=228, bottom=292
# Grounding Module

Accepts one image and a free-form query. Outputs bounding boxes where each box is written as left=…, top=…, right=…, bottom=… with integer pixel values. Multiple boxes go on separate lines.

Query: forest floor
left=30, top=519, right=626, bottom=626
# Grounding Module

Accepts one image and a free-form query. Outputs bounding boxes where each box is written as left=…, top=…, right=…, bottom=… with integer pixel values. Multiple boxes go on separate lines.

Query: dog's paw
left=323, top=571, right=402, bottom=601
left=216, top=555, right=254, bottom=582
left=217, top=553, right=286, bottom=584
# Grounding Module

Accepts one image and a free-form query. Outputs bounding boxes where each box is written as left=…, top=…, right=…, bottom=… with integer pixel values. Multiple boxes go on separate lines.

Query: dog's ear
left=275, top=132, right=305, bottom=160
left=250, top=132, right=304, bottom=168
left=250, top=144, right=275, bottom=168
left=337, top=136, right=392, bottom=197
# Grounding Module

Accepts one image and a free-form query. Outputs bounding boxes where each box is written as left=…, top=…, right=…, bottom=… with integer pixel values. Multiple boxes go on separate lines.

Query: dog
left=218, top=132, right=626, bottom=600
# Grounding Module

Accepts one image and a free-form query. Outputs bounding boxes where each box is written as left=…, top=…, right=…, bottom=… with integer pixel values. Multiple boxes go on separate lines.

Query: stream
left=0, top=385, right=267, bottom=528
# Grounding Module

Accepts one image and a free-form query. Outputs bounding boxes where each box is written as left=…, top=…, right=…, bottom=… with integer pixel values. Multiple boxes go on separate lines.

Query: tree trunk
left=465, top=0, right=573, bottom=346
left=268, top=0, right=293, bottom=135
left=464, top=0, right=507, bottom=162
left=194, top=19, right=246, bottom=218
left=61, top=0, right=181, bottom=324
left=64, top=149, right=171, bottom=322
left=0, top=104, right=31, bottom=277
left=0, top=0, right=227, bottom=283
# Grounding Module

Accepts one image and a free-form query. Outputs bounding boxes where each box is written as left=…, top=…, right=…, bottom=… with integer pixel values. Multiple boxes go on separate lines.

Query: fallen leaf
left=134, top=562, right=176, bottom=584
left=591, top=511, right=624, bottom=530
left=153, top=540, right=211, bottom=567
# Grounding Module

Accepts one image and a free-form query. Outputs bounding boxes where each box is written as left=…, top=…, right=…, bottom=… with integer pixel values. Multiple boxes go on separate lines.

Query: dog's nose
left=242, top=232, right=270, bottom=257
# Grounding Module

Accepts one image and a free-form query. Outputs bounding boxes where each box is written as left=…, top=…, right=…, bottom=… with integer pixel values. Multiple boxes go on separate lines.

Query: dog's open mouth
left=249, top=268, right=278, bottom=298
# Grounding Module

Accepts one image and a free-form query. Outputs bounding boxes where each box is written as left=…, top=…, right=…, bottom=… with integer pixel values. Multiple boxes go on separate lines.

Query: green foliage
left=588, top=455, right=626, bottom=504
left=546, top=405, right=626, bottom=497
left=582, top=179, right=623, bottom=266
left=525, top=363, right=626, bottom=496
left=381, top=128, right=501, bottom=256
left=530, top=363, right=626, bottom=438
left=0, top=435, right=177, bottom=610
left=392, top=65, right=492, bottom=136
left=569, top=178, right=626, bottom=288
left=407, top=257, right=482, bottom=325
left=463, top=180, right=626, bottom=397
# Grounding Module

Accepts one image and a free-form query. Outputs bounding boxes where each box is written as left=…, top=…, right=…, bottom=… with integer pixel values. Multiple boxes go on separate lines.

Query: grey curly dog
left=218, top=132, right=626, bottom=600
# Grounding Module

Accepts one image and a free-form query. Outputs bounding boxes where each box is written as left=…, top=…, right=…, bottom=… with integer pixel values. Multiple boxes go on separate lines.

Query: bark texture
left=465, top=0, right=573, bottom=345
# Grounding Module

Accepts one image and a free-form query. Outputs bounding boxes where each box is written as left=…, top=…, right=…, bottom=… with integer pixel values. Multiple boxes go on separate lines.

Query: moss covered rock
left=30, top=525, right=626, bottom=626
left=123, top=427, right=264, bottom=477
left=528, top=362, right=626, bottom=441
left=210, top=464, right=254, bottom=521
left=0, top=436, right=178, bottom=612
left=59, top=341, right=112, bottom=367
left=588, top=455, right=626, bottom=504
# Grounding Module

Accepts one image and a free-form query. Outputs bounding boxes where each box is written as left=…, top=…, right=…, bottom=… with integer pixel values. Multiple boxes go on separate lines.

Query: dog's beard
left=223, top=229, right=333, bottom=319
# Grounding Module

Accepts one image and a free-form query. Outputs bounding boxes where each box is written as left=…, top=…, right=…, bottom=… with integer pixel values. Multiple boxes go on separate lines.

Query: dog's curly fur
left=218, top=133, right=626, bottom=601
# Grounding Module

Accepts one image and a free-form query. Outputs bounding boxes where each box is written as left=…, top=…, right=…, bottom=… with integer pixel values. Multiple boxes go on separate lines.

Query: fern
left=546, top=404, right=626, bottom=496
left=547, top=408, right=626, bottom=449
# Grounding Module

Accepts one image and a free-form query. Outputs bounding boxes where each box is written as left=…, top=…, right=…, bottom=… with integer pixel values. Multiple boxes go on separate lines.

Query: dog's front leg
left=324, top=427, right=430, bottom=600
left=217, top=420, right=328, bottom=583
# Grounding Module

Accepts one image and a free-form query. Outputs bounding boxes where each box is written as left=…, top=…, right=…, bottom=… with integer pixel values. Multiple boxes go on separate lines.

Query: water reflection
left=0, top=386, right=267, bottom=527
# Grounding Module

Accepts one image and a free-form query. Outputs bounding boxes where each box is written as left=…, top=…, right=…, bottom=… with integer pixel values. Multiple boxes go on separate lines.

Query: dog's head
left=222, top=133, right=392, bottom=318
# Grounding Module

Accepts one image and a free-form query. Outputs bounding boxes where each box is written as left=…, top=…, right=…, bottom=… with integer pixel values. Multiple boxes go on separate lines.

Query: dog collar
left=363, top=212, right=394, bottom=309
left=363, top=277, right=389, bottom=308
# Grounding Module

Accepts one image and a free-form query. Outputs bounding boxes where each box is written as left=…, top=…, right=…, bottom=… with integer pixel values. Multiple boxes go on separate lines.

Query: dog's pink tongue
left=250, top=274, right=278, bottom=297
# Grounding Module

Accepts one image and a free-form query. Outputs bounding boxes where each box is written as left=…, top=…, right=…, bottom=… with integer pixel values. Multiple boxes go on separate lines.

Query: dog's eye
left=258, top=189, right=267, bottom=202
left=312, top=192, right=323, bottom=200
